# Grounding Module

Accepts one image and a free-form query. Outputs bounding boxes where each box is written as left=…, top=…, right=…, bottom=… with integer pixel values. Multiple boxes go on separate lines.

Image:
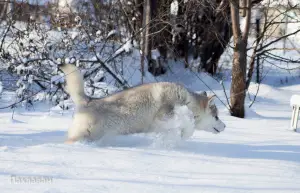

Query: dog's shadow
left=0, top=131, right=66, bottom=148
left=2, top=131, right=299, bottom=163
left=0, top=131, right=155, bottom=148
left=91, top=134, right=154, bottom=148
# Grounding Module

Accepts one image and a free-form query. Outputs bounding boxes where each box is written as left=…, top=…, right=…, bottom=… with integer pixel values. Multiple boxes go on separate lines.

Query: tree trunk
left=229, top=0, right=251, bottom=118
left=147, top=0, right=169, bottom=76
left=0, top=1, right=8, bottom=20
left=230, top=40, right=247, bottom=118
left=140, top=0, right=151, bottom=77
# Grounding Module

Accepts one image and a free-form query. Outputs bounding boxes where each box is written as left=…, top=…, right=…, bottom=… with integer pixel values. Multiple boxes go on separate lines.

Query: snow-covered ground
left=1, top=66, right=300, bottom=193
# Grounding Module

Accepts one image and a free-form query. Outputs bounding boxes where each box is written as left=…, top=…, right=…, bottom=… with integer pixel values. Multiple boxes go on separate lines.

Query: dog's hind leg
left=64, top=137, right=78, bottom=144
left=65, top=129, right=93, bottom=144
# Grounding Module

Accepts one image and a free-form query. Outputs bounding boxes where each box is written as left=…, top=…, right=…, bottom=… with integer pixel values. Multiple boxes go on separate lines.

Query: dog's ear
left=199, top=91, right=207, bottom=96
left=208, top=95, right=216, bottom=106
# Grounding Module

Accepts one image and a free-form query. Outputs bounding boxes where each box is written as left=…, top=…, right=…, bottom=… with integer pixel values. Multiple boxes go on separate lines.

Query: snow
left=170, top=0, right=179, bottom=15
left=114, top=40, right=133, bottom=56
left=107, top=30, right=118, bottom=39
left=71, top=32, right=79, bottom=40
left=1, top=64, right=300, bottom=192
left=151, top=49, right=160, bottom=60
left=15, top=65, right=33, bottom=75
left=261, top=0, right=300, bottom=7
left=93, top=70, right=105, bottom=82
left=96, top=30, right=101, bottom=37
left=64, top=57, right=76, bottom=64
left=58, top=0, right=74, bottom=8
left=16, top=0, right=52, bottom=5
left=51, top=74, right=65, bottom=85
left=70, top=57, right=76, bottom=64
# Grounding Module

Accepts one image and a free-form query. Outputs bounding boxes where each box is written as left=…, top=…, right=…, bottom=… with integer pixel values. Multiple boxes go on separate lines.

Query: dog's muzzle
left=213, top=127, right=220, bottom=133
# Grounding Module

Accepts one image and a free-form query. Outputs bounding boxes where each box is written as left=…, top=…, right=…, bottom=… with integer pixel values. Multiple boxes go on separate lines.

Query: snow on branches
left=0, top=1, right=136, bottom=109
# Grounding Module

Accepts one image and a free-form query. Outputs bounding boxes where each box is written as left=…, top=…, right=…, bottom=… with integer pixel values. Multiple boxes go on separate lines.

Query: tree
left=0, top=1, right=8, bottom=20
left=140, top=0, right=151, bottom=77
left=229, top=0, right=251, bottom=118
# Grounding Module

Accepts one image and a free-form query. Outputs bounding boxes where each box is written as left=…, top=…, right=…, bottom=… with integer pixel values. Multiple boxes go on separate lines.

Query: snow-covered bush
left=0, top=1, right=136, bottom=109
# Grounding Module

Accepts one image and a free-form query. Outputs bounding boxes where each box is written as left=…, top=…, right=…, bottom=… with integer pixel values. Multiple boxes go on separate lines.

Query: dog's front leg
left=155, top=104, right=175, bottom=121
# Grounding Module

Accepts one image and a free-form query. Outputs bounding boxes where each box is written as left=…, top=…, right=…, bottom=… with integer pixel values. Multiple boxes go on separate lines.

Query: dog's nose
left=222, top=123, right=226, bottom=128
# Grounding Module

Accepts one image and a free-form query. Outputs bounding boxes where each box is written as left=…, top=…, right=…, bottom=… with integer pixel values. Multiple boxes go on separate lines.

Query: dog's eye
left=215, top=116, right=219, bottom=120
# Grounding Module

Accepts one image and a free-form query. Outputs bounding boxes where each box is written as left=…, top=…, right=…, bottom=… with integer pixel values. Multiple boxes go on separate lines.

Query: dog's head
left=195, top=94, right=226, bottom=134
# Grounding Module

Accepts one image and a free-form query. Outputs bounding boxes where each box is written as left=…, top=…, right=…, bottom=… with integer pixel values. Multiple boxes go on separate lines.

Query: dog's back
left=87, top=82, right=190, bottom=136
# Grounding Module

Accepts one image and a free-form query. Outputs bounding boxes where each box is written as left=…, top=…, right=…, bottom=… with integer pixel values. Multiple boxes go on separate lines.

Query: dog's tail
left=59, top=63, right=88, bottom=105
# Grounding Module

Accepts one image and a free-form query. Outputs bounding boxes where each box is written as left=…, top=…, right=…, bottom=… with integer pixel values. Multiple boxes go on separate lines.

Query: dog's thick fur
left=60, top=64, right=226, bottom=143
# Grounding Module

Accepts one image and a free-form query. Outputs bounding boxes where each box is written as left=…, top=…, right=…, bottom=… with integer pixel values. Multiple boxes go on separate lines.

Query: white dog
left=59, top=63, right=226, bottom=143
